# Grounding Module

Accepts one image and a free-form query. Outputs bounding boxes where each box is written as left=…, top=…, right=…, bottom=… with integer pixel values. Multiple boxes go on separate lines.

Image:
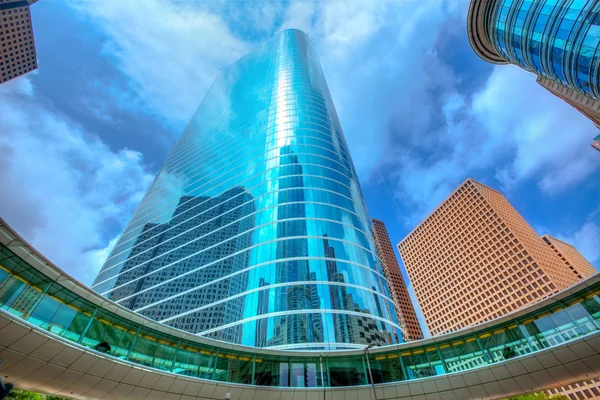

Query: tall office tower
left=542, top=234, right=597, bottom=279
left=0, top=0, right=38, bottom=84
left=592, top=133, right=600, bottom=152
left=536, top=76, right=600, bottom=128
left=92, top=29, right=401, bottom=350
left=399, top=178, right=599, bottom=400
left=371, top=218, right=424, bottom=341
left=398, top=178, right=594, bottom=337
left=467, top=0, right=600, bottom=127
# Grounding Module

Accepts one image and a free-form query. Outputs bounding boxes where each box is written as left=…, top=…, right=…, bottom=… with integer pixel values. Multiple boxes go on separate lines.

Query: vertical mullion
left=22, top=281, right=52, bottom=320
left=171, top=339, right=181, bottom=372
left=212, top=349, right=219, bottom=381
left=126, top=326, right=142, bottom=360
left=251, top=354, right=256, bottom=385
left=77, top=307, right=99, bottom=344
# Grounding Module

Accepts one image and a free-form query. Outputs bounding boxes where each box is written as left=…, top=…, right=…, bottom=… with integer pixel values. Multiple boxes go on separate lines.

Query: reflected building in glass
left=467, top=0, right=600, bottom=125
left=92, top=29, right=401, bottom=350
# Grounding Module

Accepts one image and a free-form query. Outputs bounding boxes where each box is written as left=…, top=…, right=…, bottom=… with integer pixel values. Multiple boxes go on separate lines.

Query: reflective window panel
left=489, top=0, right=600, bottom=98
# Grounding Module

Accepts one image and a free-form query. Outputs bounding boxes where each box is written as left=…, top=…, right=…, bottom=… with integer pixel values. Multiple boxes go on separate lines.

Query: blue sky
left=0, top=0, right=598, bottom=337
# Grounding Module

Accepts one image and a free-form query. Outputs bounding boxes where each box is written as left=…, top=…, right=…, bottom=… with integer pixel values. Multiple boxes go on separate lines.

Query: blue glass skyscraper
left=468, top=0, right=600, bottom=99
left=92, top=29, right=401, bottom=350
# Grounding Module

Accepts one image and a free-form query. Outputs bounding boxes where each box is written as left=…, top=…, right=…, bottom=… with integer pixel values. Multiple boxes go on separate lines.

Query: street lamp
left=364, top=343, right=378, bottom=400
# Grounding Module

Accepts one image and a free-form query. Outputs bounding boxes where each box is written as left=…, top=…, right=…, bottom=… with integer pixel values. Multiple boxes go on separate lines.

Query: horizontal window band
left=194, top=308, right=403, bottom=337
left=102, top=172, right=368, bottom=267
left=99, top=233, right=386, bottom=298
left=109, top=255, right=390, bottom=308
left=123, top=146, right=359, bottom=231
left=141, top=280, right=397, bottom=322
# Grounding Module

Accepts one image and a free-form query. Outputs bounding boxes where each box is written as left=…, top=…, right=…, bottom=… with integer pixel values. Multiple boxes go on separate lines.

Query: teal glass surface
left=489, top=0, right=600, bottom=98
left=1, top=243, right=599, bottom=388
left=89, top=29, right=400, bottom=349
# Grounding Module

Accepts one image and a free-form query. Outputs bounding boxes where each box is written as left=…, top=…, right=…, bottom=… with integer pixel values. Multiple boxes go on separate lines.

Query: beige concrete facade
left=542, top=235, right=597, bottom=281
left=397, top=178, right=589, bottom=337
left=397, top=178, right=600, bottom=399
left=536, top=76, right=600, bottom=128
left=547, top=378, right=600, bottom=400
left=593, top=137, right=600, bottom=152
left=371, top=218, right=424, bottom=341
left=0, top=0, right=37, bottom=84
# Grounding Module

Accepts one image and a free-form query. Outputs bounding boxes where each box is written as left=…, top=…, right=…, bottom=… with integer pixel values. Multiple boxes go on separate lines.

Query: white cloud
left=72, top=0, right=467, bottom=180
left=557, top=222, right=600, bottom=264
left=473, top=67, right=600, bottom=194
left=0, top=77, right=154, bottom=283
left=387, top=64, right=599, bottom=223
left=71, top=0, right=249, bottom=127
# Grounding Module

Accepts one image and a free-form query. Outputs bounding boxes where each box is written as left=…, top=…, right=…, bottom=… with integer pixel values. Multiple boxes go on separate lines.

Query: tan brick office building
left=0, top=0, right=38, bottom=84
left=542, top=234, right=598, bottom=280
left=371, top=218, right=424, bottom=341
left=536, top=76, right=600, bottom=129
left=397, top=178, right=598, bottom=399
left=398, top=178, right=596, bottom=337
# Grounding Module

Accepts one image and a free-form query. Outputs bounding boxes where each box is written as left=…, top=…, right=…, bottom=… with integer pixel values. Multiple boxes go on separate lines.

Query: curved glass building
left=468, top=0, right=600, bottom=99
left=91, top=29, right=401, bottom=350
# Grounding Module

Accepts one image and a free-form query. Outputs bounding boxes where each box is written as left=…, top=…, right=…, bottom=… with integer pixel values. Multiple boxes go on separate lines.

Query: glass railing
left=1, top=243, right=599, bottom=388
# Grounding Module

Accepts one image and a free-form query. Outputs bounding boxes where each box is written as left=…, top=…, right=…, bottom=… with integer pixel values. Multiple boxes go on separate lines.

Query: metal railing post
left=364, top=344, right=378, bottom=400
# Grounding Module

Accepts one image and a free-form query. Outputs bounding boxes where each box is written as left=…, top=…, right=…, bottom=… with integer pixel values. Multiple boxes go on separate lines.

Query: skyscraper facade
left=542, top=234, right=598, bottom=279
left=371, top=218, right=424, bottom=341
left=467, top=0, right=600, bottom=125
left=0, top=0, right=38, bottom=84
left=397, top=178, right=594, bottom=336
left=92, top=29, right=401, bottom=350
left=398, top=178, right=598, bottom=400
left=593, top=133, right=600, bottom=151
left=536, top=76, right=600, bottom=128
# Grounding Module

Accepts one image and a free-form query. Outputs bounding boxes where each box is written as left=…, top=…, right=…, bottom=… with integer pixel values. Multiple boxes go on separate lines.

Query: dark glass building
left=92, top=29, right=401, bottom=350
left=467, top=0, right=600, bottom=100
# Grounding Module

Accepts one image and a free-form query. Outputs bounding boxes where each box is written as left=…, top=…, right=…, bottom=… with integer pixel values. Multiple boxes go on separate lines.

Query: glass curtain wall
left=90, top=29, right=400, bottom=349
left=488, top=0, right=600, bottom=98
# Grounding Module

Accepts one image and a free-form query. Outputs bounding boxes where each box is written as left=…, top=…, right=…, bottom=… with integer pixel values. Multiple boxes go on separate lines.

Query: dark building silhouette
left=109, top=187, right=255, bottom=341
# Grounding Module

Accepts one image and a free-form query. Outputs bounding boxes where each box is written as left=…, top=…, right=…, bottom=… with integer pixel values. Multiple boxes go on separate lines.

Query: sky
left=0, top=0, right=599, bottom=337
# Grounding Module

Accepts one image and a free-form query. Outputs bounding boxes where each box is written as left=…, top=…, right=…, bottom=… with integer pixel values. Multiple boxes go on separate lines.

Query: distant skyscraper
left=398, top=178, right=595, bottom=336
left=592, top=133, right=600, bottom=152
left=371, top=218, right=424, bottom=341
left=398, top=177, right=598, bottom=400
left=92, top=29, right=401, bottom=350
left=467, top=0, right=600, bottom=127
left=536, top=76, right=600, bottom=128
left=542, top=234, right=597, bottom=280
left=0, top=0, right=38, bottom=84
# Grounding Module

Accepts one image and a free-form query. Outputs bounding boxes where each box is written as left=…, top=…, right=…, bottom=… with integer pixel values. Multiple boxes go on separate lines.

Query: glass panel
left=173, top=340, right=215, bottom=379
left=39, top=287, right=95, bottom=342
left=129, top=328, right=178, bottom=371
left=368, top=352, right=405, bottom=384
left=326, top=356, right=366, bottom=386
left=0, top=256, right=51, bottom=317
left=254, top=355, right=289, bottom=386
left=81, top=309, right=138, bottom=359
left=564, top=302, right=600, bottom=334
left=581, top=295, right=600, bottom=323
left=401, top=349, right=436, bottom=379
left=214, top=352, right=253, bottom=384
